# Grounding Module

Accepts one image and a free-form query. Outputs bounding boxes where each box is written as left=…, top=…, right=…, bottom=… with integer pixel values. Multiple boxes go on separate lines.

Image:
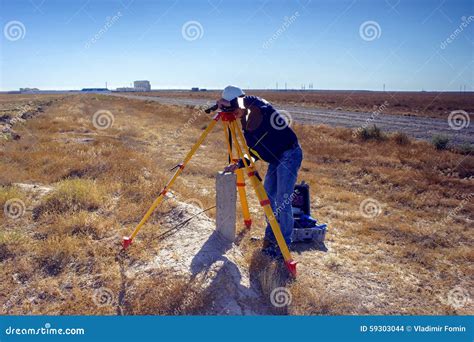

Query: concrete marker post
left=216, top=171, right=237, bottom=242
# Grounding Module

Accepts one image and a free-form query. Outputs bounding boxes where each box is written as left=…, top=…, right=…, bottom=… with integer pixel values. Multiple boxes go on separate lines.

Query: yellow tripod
left=122, top=110, right=297, bottom=277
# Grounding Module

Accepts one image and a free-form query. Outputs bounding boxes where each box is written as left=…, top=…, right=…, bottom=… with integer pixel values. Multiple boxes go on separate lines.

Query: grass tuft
left=123, top=272, right=208, bottom=315
left=34, top=179, right=104, bottom=218
left=34, top=236, right=83, bottom=277
left=431, top=134, right=449, bottom=150
left=357, top=125, right=386, bottom=141
left=0, top=185, right=25, bottom=209
left=392, top=131, right=410, bottom=145
left=454, top=142, right=474, bottom=155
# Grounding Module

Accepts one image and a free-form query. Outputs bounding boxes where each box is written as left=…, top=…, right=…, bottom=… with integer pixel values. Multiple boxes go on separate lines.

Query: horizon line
left=1, top=88, right=473, bottom=94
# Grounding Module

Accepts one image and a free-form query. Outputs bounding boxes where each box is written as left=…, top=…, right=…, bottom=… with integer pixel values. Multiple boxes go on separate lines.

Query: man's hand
left=223, top=163, right=239, bottom=173
left=217, top=98, right=231, bottom=110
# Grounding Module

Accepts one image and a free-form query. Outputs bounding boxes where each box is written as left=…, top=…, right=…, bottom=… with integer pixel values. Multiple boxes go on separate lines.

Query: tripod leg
left=228, top=121, right=297, bottom=277
left=222, top=122, right=252, bottom=229
left=236, top=168, right=252, bottom=229
left=122, top=114, right=221, bottom=249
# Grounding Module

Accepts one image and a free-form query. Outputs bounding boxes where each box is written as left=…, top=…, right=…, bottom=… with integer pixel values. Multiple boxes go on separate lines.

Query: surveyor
left=217, top=85, right=303, bottom=258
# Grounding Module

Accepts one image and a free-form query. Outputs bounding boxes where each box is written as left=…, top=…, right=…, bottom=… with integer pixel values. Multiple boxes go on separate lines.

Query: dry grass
left=135, top=90, right=474, bottom=119
left=0, top=93, right=472, bottom=315
left=121, top=271, right=209, bottom=315
left=0, top=185, right=26, bottom=209
left=34, top=179, right=105, bottom=218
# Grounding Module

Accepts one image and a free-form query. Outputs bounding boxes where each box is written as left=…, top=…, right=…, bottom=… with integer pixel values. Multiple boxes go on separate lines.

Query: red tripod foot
left=244, top=219, right=252, bottom=229
left=122, top=236, right=133, bottom=249
left=285, top=259, right=297, bottom=278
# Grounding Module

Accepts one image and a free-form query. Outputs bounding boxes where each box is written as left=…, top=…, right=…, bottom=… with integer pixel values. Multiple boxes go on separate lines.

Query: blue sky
left=0, top=0, right=472, bottom=91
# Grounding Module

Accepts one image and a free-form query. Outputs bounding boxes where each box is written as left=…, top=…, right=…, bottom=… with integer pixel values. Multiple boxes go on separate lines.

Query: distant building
left=191, top=87, right=199, bottom=92
left=115, top=87, right=136, bottom=92
left=115, top=80, right=151, bottom=92
left=133, top=80, right=151, bottom=92
left=20, top=88, right=40, bottom=93
left=81, top=88, right=110, bottom=93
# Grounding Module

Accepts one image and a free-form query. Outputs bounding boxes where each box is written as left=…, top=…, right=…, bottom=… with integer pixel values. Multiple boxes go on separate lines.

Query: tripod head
left=204, top=103, right=239, bottom=114
left=204, top=104, right=218, bottom=113
left=204, top=105, right=239, bottom=122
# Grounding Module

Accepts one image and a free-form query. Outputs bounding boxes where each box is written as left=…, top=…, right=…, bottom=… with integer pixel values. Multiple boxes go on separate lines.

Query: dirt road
left=109, top=93, right=473, bottom=145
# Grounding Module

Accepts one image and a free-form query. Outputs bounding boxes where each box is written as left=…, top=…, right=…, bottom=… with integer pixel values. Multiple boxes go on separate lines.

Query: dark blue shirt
left=240, top=96, right=298, bottom=164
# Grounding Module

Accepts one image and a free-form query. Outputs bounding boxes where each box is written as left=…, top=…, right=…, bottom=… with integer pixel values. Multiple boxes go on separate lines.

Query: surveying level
left=122, top=108, right=298, bottom=277
left=291, top=181, right=328, bottom=243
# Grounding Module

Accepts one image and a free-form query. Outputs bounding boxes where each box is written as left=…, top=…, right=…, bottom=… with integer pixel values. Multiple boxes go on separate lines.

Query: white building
left=116, top=87, right=136, bottom=92
left=133, top=80, right=151, bottom=92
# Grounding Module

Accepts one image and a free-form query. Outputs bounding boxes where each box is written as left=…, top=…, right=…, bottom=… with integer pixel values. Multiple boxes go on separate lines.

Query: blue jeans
left=263, top=145, right=303, bottom=245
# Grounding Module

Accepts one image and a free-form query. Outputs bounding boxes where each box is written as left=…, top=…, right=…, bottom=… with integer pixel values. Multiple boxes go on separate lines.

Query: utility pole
left=383, top=83, right=385, bottom=92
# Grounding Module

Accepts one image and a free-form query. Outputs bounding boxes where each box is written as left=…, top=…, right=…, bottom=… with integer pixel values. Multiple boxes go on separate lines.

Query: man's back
left=241, top=96, right=298, bottom=164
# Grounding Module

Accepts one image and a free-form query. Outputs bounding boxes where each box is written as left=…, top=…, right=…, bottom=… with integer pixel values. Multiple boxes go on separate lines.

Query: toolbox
left=291, top=181, right=327, bottom=243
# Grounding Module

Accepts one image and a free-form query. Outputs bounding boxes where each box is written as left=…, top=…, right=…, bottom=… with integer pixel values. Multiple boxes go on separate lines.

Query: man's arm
left=236, top=151, right=260, bottom=168
left=223, top=151, right=260, bottom=173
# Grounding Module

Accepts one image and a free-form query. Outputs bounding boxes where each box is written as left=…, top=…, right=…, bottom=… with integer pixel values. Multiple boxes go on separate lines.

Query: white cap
left=221, top=85, right=245, bottom=101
